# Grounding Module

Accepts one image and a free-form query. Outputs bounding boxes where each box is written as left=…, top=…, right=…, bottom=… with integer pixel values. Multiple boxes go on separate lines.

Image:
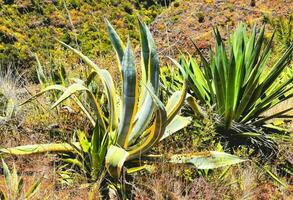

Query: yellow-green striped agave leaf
left=166, top=57, right=188, bottom=123
left=105, top=18, right=125, bottom=66
left=20, top=84, right=66, bottom=106
left=127, top=19, right=160, bottom=145
left=0, top=143, right=77, bottom=155
left=160, top=115, right=192, bottom=141
left=50, top=82, right=107, bottom=130
left=127, top=85, right=167, bottom=160
left=117, top=39, right=138, bottom=148
left=166, top=151, right=245, bottom=169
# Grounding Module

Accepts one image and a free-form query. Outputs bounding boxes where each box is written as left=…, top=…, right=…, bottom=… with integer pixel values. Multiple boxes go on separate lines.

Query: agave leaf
left=137, top=18, right=159, bottom=100
left=127, top=85, right=167, bottom=160
left=77, top=130, right=90, bottom=153
left=126, top=165, right=149, bottom=174
left=218, top=166, right=231, bottom=181
left=84, top=69, right=118, bottom=130
left=105, top=145, right=129, bottom=178
left=255, top=76, right=293, bottom=111
left=57, top=40, right=118, bottom=130
left=242, top=85, right=293, bottom=124
left=260, top=45, right=293, bottom=93
left=188, top=57, right=210, bottom=102
left=117, top=39, right=138, bottom=148
left=168, top=151, right=245, bottom=169
left=253, top=107, right=293, bottom=125
left=17, top=178, right=24, bottom=200
left=129, top=19, right=160, bottom=144
left=73, top=95, right=96, bottom=127
left=0, top=143, right=77, bottom=155
left=166, top=57, right=188, bottom=123
left=20, top=84, right=66, bottom=106
left=243, top=25, right=256, bottom=77
left=11, top=164, right=18, bottom=199
left=100, top=69, right=118, bottom=131
left=160, top=115, right=192, bottom=141
left=262, top=124, right=290, bottom=132
left=25, top=178, right=42, bottom=199
left=57, top=39, right=100, bottom=73
left=190, top=39, right=209, bottom=67
left=91, top=126, right=107, bottom=179
left=165, top=91, right=182, bottom=114
left=63, top=158, right=85, bottom=171
left=2, top=160, right=11, bottom=198
left=51, top=83, right=89, bottom=109
left=35, top=54, right=47, bottom=86
left=51, top=83, right=106, bottom=130
left=105, top=18, right=125, bottom=66
left=138, top=18, right=151, bottom=86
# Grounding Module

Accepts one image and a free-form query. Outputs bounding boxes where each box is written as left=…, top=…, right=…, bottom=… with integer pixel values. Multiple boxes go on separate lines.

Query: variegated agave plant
left=0, top=19, right=244, bottom=191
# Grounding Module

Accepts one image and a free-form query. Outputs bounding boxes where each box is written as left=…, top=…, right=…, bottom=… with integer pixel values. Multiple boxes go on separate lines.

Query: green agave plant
left=0, top=19, right=244, bottom=197
left=0, top=160, right=42, bottom=200
left=35, top=54, right=68, bottom=89
left=34, top=54, right=68, bottom=108
left=181, top=24, right=292, bottom=129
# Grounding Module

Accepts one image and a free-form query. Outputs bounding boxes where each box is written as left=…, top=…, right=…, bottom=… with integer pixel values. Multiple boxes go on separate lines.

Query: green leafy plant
left=0, top=19, right=244, bottom=198
left=34, top=54, right=69, bottom=107
left=35, top=54, right=68, bottom=89
left=180, top=23, right=293, bottom=154
left=268, top=14, right=292, bottom=51
left=0, top=160, right=42, bottom=200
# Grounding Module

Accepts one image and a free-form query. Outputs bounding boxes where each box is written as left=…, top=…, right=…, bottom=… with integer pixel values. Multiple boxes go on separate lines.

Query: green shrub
left=0, top=0, right=168, bottom=73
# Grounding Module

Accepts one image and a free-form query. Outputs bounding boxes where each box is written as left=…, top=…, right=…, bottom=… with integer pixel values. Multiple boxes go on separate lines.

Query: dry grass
left=132, top=161, right=293, bottom=200
left=151, top=0, right=292, bottom=58
left=133, top=164, right=225, bottom=200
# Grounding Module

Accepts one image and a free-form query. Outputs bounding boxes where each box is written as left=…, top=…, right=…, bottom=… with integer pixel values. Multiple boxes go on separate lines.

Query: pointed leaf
left=161, top=115, right=192, bottom=141
left=169, top=151, right=245, bottom=169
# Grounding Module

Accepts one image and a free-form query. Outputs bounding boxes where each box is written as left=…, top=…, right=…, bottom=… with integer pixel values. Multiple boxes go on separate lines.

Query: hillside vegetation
left=0, top=0, right=292, bottom=199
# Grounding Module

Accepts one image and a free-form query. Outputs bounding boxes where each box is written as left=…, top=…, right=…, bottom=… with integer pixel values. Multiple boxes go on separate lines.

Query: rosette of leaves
left=180, top=23, right=293, bottom=156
